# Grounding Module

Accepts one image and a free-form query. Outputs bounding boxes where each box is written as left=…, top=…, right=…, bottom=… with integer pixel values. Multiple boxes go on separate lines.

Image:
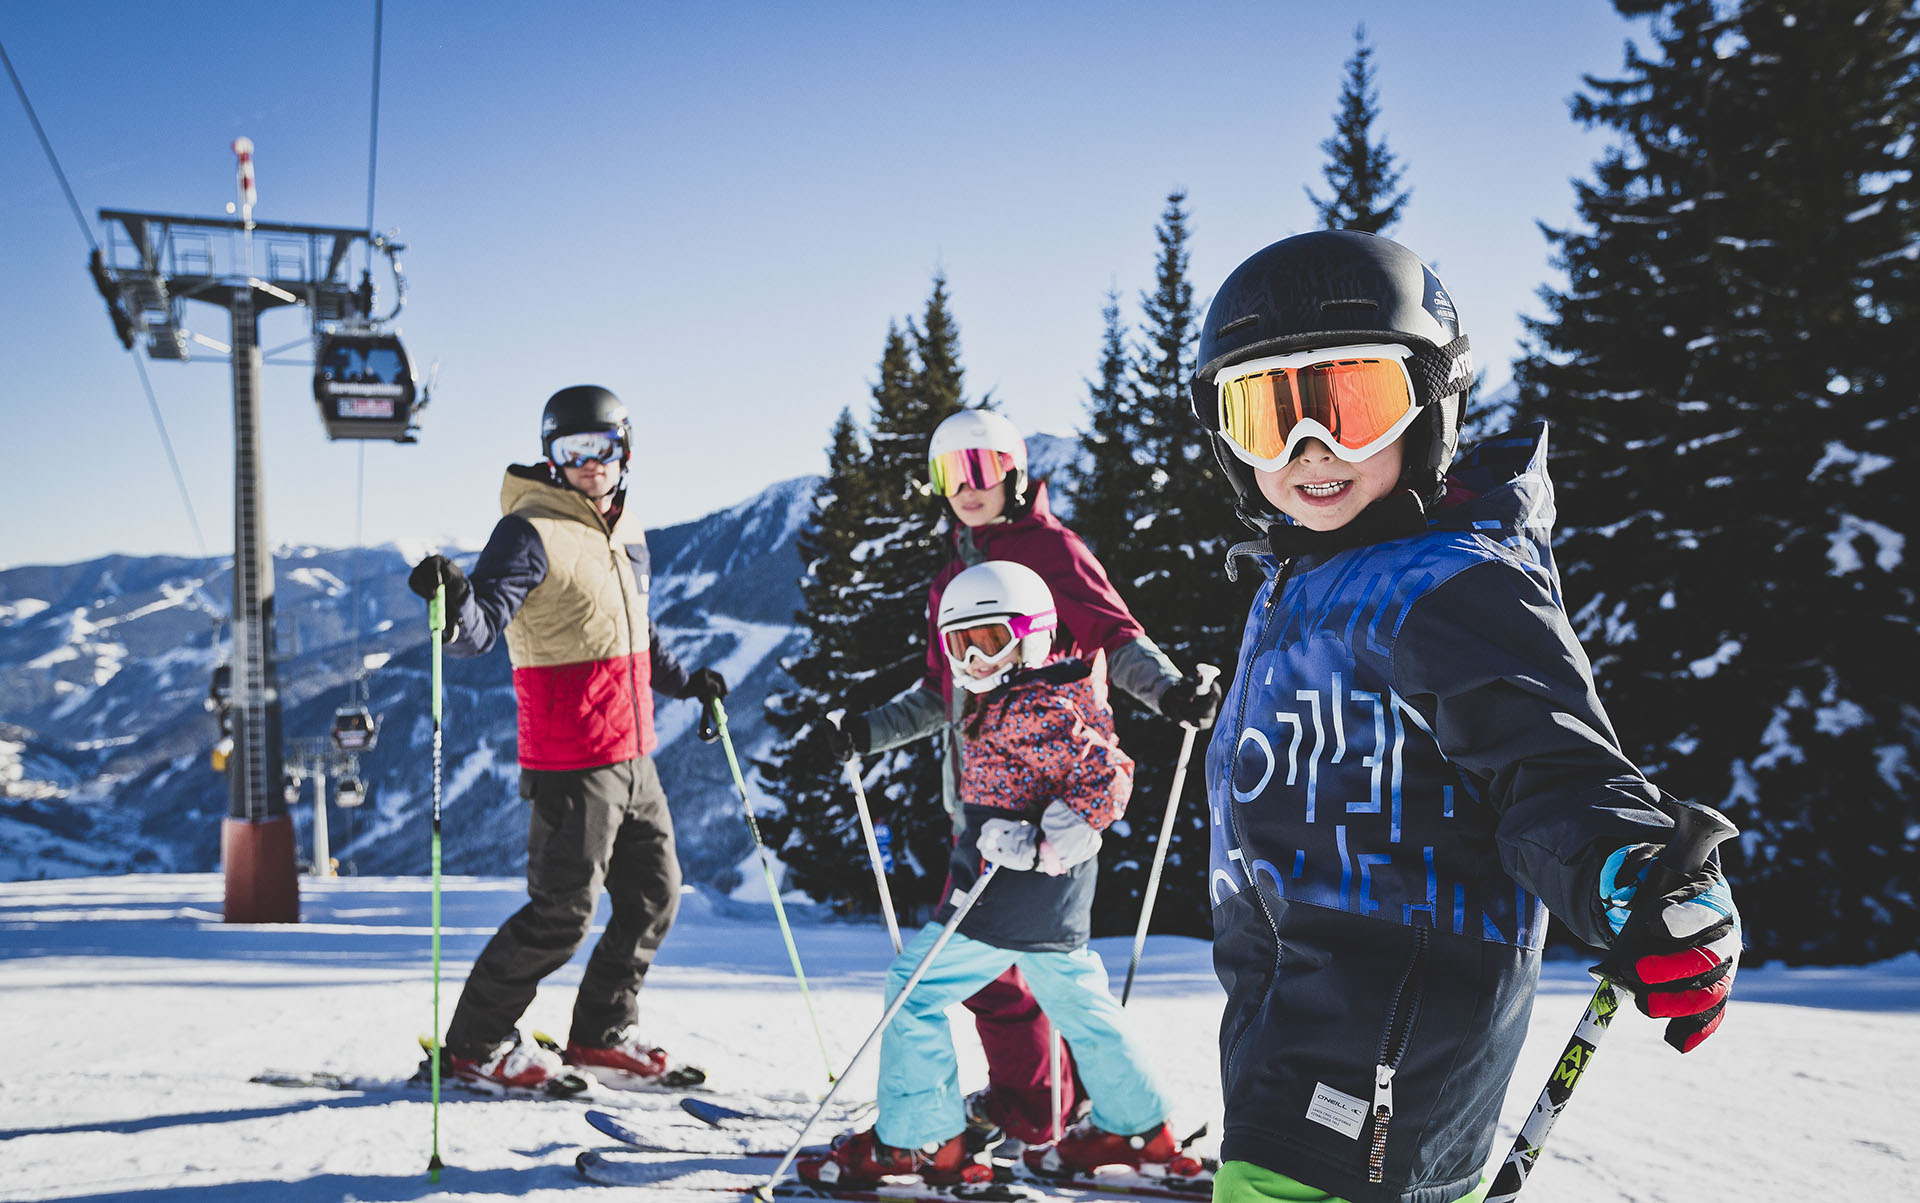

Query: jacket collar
left=501, top=463, right=636, bottom=540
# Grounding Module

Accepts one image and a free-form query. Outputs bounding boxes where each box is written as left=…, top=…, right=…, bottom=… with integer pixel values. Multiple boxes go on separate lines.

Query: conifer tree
left=1080, top=192, right=1244, bottom=938
left=758, top=408, right=884, bottom=910
left=1069, top=290, right=1148, bottom=563
left=765, top=279, right=976, bottom=918
left=1517, top=0, right=1919, bottom=963
left=1307, top=24, right=1411, bottom=234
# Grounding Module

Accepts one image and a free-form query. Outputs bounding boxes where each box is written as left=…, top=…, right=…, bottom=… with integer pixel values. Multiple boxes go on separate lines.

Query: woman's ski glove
left=687, top=667, right=728, bottom=707
left=407, top=555, right=471, bottom=641
left=818, top=712, right=870, bottom=764
left=1159, top=670, right=1223, bottom=728
left=1036, top=799, right=1102, bottom=875
left=1599, top=843, right=1741, bottom=1052
left=977, top=818, right=1039, bottom=871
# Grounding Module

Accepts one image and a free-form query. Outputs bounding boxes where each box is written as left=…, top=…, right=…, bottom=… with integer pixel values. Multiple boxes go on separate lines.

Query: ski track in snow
left=1, top=875, right=1916, bottom=1202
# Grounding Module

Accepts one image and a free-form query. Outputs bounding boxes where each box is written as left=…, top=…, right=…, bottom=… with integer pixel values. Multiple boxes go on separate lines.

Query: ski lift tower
left=88, top=141, right=407, bottom=923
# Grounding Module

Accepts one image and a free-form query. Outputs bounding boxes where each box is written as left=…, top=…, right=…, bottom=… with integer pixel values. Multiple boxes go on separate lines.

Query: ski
left=1011, top=1165, right=1214, bottom=1203
left=575, top=1149, right=1041, bottom=1201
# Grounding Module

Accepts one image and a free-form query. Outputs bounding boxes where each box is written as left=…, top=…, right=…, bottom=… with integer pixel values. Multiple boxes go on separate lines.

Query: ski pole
left=759, top=864, right=1003, bottom=1198
left=1049, top=1019, right=1065, bottom=1145
left=842, top=745, right=902, bottom=954
left=702, top=696, right=838, bottom=1085
left=1485, top=799, right=1737, bottom=1202
left=1121, top=663, right=1220, bottom=1006
left=426, top=583, right=445, bottom=1182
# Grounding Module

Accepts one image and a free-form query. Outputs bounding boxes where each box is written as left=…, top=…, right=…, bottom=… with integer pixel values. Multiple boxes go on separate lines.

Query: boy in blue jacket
left=1189, top=231, right=1740, bottom=1203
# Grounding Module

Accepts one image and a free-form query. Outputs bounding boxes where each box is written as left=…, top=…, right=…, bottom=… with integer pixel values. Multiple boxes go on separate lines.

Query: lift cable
left=3, top=37, right=210, bottom=559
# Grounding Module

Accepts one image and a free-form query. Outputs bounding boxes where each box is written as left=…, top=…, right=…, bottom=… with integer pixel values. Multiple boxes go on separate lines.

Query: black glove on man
left=1159, top=669, right=1223, bottom=728
left=687, top=667, right=728, bottom=707
left=819, top=712, right=870, bottom=764
left=407, top=555, right=471, bottom=641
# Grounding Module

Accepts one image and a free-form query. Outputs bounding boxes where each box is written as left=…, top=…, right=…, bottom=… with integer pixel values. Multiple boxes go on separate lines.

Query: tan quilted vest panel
left=498, top=469, right=650, bottom=667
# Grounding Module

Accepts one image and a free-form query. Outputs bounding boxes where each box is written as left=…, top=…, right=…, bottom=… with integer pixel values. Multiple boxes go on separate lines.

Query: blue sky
left=2, top=1, right=1643, bottom=567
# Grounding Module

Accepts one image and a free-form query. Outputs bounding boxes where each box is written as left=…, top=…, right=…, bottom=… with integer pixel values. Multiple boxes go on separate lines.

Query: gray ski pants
left=445, top=755, right=681, bottom=1054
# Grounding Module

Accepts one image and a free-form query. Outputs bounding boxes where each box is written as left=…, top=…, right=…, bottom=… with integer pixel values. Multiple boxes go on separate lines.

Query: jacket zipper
left=1368, top=927, right=1429, bottom=1184
left=597, top=504, right=645, bottom=762
left=1222, top=558, right=1295, bottom=1077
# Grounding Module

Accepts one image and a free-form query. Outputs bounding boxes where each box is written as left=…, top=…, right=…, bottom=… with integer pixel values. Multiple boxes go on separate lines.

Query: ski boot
left=556, top=1024, right=708, bottom=1089
left=442, top=1030, right=593, bottom=1096
left=964, top=1087, right=1013, bottom=1159
left=1023, top=1118, right=1204, bottom=1178
left=797, top=1128, right=988, bottom=1187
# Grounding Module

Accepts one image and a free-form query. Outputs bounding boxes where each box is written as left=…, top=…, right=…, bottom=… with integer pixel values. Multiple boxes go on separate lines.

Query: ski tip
left=681, top=1097, right=751, bottom=1126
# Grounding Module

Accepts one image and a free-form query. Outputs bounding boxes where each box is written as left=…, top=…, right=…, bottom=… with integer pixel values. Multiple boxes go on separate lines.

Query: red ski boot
left=560, top=1025, right=707, bottom=1089
left=796, top=1128, right=987, bottom=1187
left=1023, top=1118, right=1203, bottom=1178
left=444, top=1030, right=592, bottom=1096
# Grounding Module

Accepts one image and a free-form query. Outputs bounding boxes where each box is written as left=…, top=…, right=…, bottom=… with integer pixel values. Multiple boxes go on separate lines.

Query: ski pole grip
left=1597, top=799, right=1737, bottom=980
left=428, top=583, right=445, bottom=634
left=697, top=696, right=723, bottom=744
left=1196, top=663, right=1221, bottom=689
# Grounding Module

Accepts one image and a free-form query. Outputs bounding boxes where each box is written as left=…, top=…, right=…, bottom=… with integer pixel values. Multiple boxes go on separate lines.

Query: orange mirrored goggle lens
left=941, top=621, right=1015, bottom=661
left=928, top=448, right=1014, bottom=497
left=1218, top=356, right=1415, bottom=461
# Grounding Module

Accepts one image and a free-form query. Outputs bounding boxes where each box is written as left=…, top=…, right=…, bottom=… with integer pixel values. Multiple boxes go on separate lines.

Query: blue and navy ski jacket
left=1206, top=424, right=1676, bottom=1203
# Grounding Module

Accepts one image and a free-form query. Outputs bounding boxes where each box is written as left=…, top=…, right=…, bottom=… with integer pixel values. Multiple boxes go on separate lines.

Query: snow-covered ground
left=2, top=874, right=1915, bottom=1202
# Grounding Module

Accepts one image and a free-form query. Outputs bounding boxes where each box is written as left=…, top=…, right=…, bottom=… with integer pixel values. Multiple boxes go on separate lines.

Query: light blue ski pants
left=874, top=924, right=1171, bottom=1151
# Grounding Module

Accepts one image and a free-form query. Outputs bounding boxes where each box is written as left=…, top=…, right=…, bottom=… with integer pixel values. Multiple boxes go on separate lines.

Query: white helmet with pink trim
left=937, top=560, right=1057, bottom=694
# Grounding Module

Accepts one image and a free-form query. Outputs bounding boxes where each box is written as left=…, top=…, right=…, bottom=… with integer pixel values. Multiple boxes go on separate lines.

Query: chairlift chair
left=331, top=704, right=379, bottom=753
left=335, top=776, right=367, bottom=809
left=283, top=774, right=303, bottom=806
left=312, top=329, right=419, bottom=442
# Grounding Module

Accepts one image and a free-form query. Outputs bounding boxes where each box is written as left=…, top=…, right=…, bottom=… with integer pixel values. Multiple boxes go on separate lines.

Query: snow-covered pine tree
left=1081, top=192, right=1244, bottom=939
left=1306, top=23, right=1411, bottom=235
left=1517, top=0, right=1919, bottom=963
left=758, top=408, right=885, bottom=911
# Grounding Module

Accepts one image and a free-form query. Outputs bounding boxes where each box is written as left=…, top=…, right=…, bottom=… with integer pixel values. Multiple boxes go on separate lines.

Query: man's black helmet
left=1191, top=230, right=1474, bottom=526
left=540, top=385, right=631, bottom=466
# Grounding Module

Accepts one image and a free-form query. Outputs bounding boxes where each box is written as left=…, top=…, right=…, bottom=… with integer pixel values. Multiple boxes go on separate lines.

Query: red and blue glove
left=1599, top=843, right=1741, bottom=1052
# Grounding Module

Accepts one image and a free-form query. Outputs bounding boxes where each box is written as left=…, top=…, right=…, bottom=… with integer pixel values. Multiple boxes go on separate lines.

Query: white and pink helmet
left=937, top=560, right=1058, bottom=694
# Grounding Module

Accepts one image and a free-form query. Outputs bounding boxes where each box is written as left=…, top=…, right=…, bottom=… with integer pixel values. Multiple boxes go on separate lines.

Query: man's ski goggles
left=940, top=610, right=1057, bottom=666
left=549, top=429, right=627, bottom=468
left=1215, top=343, right=1420, bottom=468
left=928, top=447, right=1017, bottom=497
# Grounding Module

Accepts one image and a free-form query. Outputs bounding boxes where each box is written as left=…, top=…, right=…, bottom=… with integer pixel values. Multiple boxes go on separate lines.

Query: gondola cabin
left=335, top=776, right=367, bottom=809
left=313, top=330, right=418, bottom=442
left=331, top=705, right=379, bottom=753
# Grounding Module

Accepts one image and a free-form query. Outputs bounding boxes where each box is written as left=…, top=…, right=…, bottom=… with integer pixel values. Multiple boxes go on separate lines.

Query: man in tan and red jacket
left=409, top=384, right=726, bottom=1094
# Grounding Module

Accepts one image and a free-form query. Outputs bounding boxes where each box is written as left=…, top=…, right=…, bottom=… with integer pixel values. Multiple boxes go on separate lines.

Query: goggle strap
left=1407, top=334, right=1473, bottom=406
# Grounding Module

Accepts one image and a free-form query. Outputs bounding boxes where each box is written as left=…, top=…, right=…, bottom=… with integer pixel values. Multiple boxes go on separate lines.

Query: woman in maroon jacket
left=823, top=409, right=1221, bottom=1150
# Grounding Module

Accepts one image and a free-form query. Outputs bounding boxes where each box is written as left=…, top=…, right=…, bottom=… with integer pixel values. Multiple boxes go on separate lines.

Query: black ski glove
left=819, top=712, right=870, bottom=764
left=1159, top=669, right=1223, bottom=729
left=407, top=555, right=471, bottom=640
left=687, top=667, right=728, bottom=707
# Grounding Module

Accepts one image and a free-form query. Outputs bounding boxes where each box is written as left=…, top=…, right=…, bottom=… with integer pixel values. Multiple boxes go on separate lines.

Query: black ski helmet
left=540, top=385, right=632, bottom=468
left=1191, top=230, right=1474, bottom=527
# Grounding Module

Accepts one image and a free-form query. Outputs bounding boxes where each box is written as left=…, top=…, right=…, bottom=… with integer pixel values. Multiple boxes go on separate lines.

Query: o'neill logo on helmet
left=1422, top=266, right=1458, bottom=332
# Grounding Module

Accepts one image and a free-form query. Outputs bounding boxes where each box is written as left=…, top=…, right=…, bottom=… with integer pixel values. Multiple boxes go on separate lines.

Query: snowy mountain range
left=0, top=433, right=1086, bottom=889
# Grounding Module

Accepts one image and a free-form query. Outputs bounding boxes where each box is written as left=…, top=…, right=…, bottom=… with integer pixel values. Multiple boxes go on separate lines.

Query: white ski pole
left=1050, top=1019, right=1065, bottom=1145
left=758, top=864, right=1002, bottom=1198
left=839, top=734, right=901, bottom=954
left=1121, top=663, right=1220, bottom=1006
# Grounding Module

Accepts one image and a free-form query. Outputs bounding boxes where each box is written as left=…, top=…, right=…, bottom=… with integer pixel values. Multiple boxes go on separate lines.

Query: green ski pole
left=427, top=583, right=445, bottom=1181
left=699, top=697, right=837, bottom=1084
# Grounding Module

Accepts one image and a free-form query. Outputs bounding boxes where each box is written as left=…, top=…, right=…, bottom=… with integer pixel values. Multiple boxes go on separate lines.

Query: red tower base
left=222, top=815, right=301, bottom=923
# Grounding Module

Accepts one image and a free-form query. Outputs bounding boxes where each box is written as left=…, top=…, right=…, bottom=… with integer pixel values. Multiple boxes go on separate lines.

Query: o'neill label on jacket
left=1306, top=1081, right=1368, bottom=1140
